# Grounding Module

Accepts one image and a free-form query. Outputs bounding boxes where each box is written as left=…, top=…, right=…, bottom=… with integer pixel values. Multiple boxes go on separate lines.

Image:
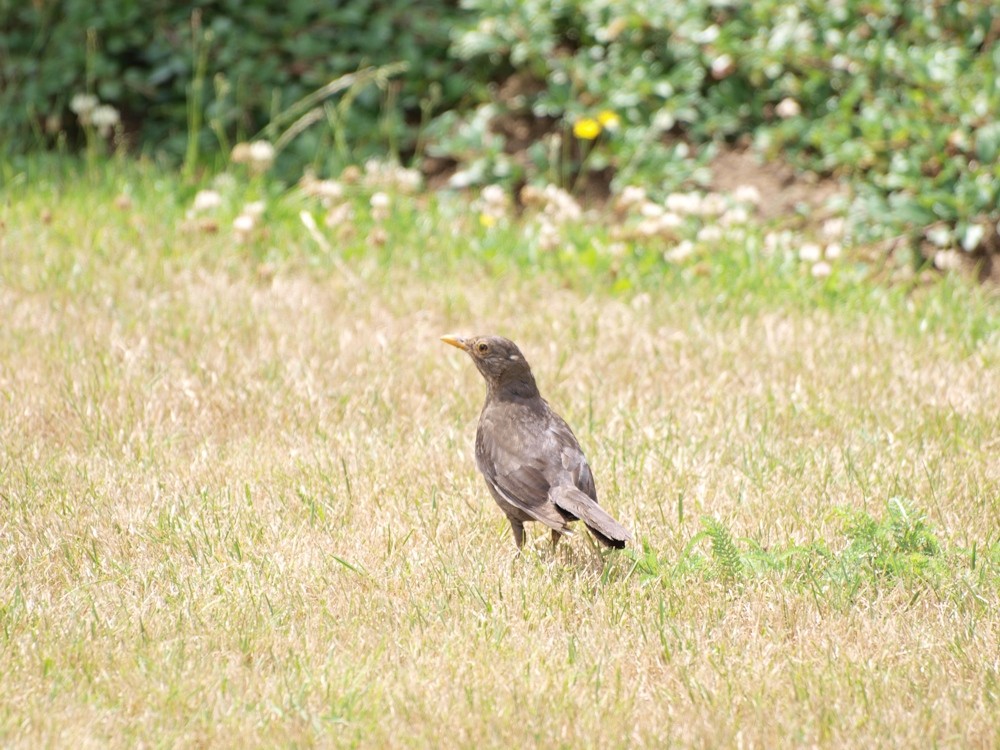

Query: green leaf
left=975, top=122, right=1000, bottom=163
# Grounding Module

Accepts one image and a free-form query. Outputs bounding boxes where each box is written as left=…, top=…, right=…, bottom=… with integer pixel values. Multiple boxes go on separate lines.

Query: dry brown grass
left=1, top=180, right=998, bottom=748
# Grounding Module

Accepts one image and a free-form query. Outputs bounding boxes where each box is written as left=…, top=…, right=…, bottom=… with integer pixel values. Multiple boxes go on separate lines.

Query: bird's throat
left=490, top=370, right=541, bottom=401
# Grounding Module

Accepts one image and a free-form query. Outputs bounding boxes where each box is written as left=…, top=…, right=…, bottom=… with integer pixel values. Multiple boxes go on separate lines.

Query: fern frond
left=702, top=517, right=744, bottom=579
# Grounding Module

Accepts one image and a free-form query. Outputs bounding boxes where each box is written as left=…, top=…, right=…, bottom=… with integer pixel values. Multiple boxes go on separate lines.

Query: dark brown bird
left=441, top=334, right=631, bottom=549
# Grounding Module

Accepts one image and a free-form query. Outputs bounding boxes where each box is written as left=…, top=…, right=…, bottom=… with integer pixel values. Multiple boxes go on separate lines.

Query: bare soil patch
left=708, top=146, right=845, bottom=222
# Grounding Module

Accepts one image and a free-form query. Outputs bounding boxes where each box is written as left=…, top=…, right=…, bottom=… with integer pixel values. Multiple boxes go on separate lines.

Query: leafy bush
left=444, top=0, right=1000, bottom=248
left=0, top=0, right=473, bottom=172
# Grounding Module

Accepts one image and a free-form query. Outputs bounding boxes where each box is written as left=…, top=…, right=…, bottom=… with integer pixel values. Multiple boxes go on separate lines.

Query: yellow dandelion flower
left=573, top=118, right=601, bottom=140
left=597, top=110, right=620, bottom=131
left=479, top=213, right=497, bottom=228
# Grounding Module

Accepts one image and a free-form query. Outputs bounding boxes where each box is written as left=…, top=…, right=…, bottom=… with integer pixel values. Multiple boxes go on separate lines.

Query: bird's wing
left=476, top=405, right=573, bottom=530
left=483, top=466, right=569, bottom=533
left=548, top=413, right=597, bottom=501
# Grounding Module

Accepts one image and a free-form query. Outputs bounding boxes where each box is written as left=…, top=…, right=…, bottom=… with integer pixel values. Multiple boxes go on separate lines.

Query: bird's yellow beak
left=440, top=334, right=469, bottom=351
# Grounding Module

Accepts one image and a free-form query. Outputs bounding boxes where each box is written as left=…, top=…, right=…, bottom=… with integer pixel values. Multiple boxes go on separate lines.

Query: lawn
left=1, top=160, right=998, bottom=747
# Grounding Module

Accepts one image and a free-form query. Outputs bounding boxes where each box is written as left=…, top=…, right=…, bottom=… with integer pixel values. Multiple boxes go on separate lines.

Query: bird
left=441, top=333, right=631, bottom=550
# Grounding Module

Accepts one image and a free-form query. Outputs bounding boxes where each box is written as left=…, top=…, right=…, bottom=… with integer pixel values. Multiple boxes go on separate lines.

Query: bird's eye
left=477, top=342, right=489, bottom=353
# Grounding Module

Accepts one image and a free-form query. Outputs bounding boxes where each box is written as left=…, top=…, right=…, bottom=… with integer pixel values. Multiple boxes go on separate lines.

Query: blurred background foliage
left=0, top=0, right=477, bottom=174
left=2, top=0, right=999, bottom=250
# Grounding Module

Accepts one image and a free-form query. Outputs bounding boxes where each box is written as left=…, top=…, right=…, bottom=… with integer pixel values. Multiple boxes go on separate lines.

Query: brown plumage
left=442, top=334, right=631, bottom=549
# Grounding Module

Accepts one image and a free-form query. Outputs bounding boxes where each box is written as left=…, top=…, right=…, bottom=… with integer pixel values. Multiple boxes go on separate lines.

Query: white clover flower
left=698, top=192, right=727, bottom=216
left=478, top=184, right=509, bottom=224
left=339, top=165, right=362, bottom=184
left=311, top=180, right=345, bottom=201
left=666, top=192, right=702, bottom=216
left=393, top=167, right=422, bottom=193
left=370, top=191, right=391, bottom=221
left=732, top=184, right=761, bottom=206
left=249, top=140, right=275, bottom=162
left=926, top=225, right=952, bottom=248
left=70, top=93, right=99, bottom=116
left=519, top=185, right=543, bottom=207
left=636, top=220, right=660, bottom=238
left=696, top=225, right=724, bottom=243
left=90, top=104, right=119, bottom=126
left=618, top=185, right=647, bottom=207
left=798, top=242, right=822, bottom=262
left=615, top=185, right=647, bottom=212
left=541, top=184, right=581, bottom=223
left=300, top=174, right=348, bottom=205
left=820, top=217, right=845, bottom=240
left=243, top=201, right=266, bottom=218
left=538, top=219, right=561, bottom=251
left=233, top=214, right=255, bottom=233
left=710, top=54, right=735, bottom=80
left=360, top=160, right=422, bottom=192
left=824, top=242, right=842, bottom=260
left=933, top=250, right=962, bottom=271
left=664, top=240, right=695, bottom=263
left=657, top=213, right=684, bottom=232
left=481, top=184, right=506, bottom=208
left=192, top=189, right=223, bottom=213
left=318, top=180, right=345, bottom=199
left=640, top=201, right=665, bottom=219
left=663, top=193, right=684, bottom=213
left=325, top=203, right=355, bottom=228
left=811, top=261, right=832, bottom=278
left=447, top=170, right=476, bottom=189
left=230, top=142, right=251, bottom=164
left=233, top=214, right=256, bottom=241
left=764, top=230, right=798, bottom=254
left=776, top=98, right=802, bottom=119
left=721, top=206, right=749, bottom=226
left=90, top=104, right=120, bottom=136
left=247, top=140, right=275, bottom=170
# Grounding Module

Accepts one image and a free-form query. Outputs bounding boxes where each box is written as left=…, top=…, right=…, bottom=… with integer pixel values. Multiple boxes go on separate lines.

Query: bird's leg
left=551, top=529, right=562, bottom=549
left=509, top=519, right=525, bottom=550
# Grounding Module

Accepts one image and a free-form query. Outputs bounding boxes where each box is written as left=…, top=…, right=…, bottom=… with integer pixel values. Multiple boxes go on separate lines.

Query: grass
left=1, top=158, right=998, bottom=747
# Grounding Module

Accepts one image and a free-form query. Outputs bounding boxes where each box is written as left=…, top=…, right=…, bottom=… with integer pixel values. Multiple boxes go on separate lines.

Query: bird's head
left=441, top=334, right=537, bottom=396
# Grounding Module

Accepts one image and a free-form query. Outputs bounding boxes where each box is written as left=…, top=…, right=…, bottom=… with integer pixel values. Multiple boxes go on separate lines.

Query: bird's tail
left=550, top=486, right=632, bottom=549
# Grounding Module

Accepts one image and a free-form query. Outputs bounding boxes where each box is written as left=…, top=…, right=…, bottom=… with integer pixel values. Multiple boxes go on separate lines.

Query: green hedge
left=0, top=0, right=473, bottom=171
left=440, top=0, right=1000, bottom=244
